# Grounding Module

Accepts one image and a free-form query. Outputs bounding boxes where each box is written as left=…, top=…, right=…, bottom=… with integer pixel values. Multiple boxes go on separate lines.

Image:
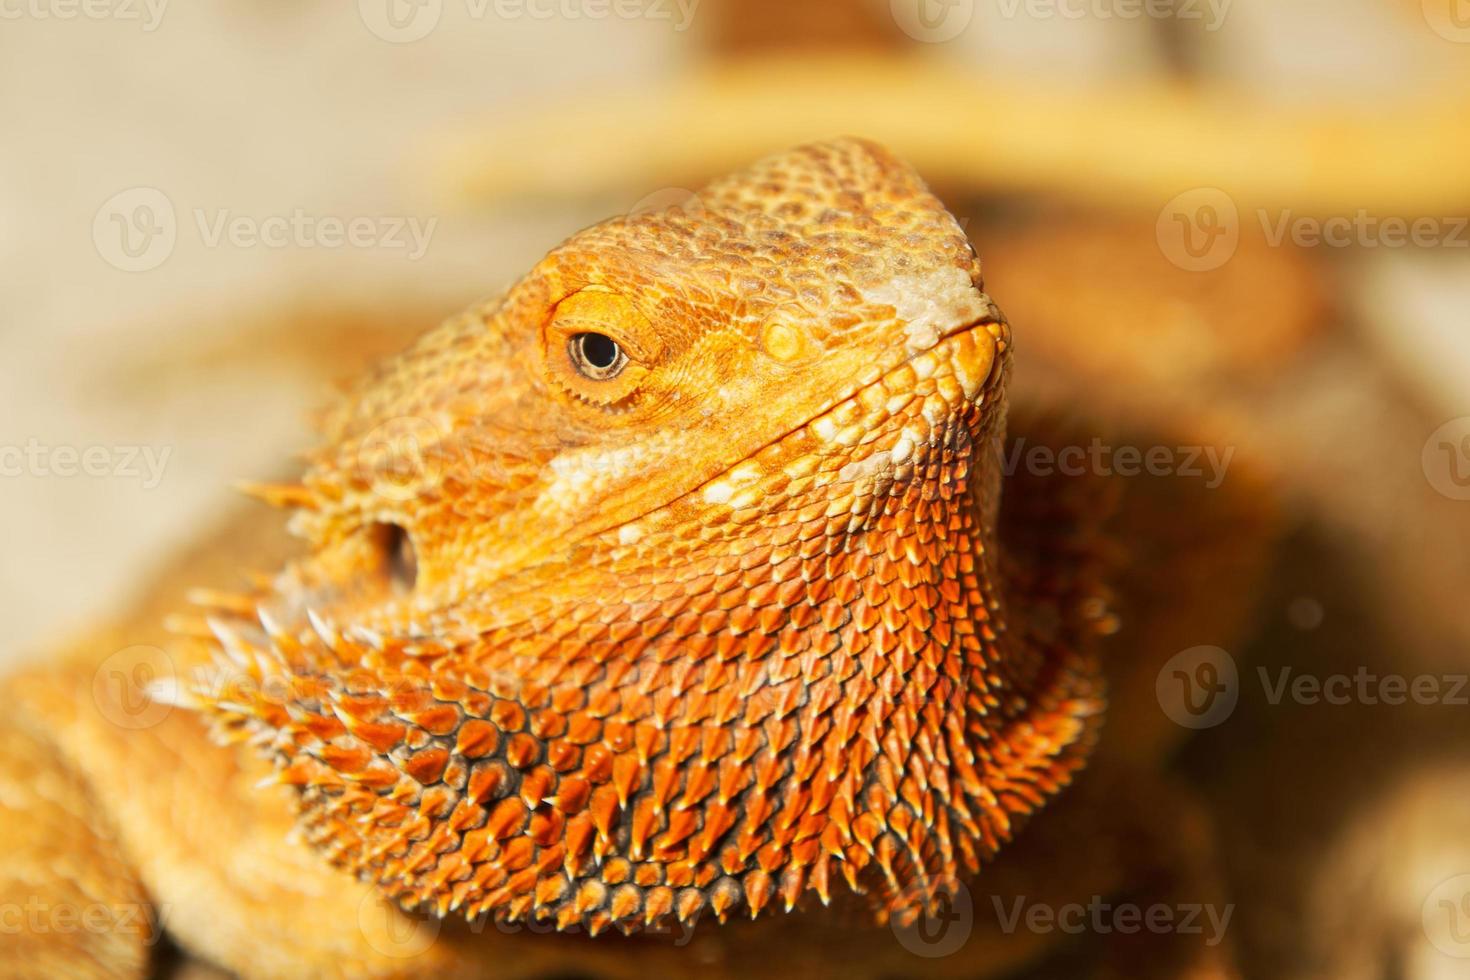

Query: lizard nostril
left=370, top=522, right=417, bottom=593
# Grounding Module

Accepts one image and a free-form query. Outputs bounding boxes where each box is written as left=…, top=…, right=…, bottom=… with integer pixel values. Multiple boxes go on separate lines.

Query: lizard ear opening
left=367, top=522, right=417, bottom=593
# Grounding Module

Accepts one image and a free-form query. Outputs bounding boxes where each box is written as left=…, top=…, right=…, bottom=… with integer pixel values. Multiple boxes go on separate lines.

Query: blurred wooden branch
left=430, top=53, right=1470, bottom=216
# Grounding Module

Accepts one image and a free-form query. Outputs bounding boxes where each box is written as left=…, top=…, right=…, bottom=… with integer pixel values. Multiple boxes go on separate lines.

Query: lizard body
left=4, top=140, right=1121, bottom=976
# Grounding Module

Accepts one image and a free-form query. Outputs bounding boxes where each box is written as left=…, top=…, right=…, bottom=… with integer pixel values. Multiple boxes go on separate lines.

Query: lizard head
left=178, top=140, right=1103, bottom=936
left=292, top=138, right=1003, bottom=611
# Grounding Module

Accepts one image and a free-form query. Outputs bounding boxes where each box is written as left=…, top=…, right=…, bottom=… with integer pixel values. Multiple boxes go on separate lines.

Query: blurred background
left=3, top=1, right=1470, bottom=976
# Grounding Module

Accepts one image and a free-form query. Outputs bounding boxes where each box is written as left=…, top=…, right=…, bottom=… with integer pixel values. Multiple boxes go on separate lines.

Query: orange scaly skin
left=2, top=140, right=1118, bottom=976
left=175, top=140, right=1104, bottom=934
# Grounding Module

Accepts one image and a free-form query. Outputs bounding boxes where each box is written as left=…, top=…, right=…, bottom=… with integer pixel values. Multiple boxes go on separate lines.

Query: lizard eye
left=544, top=287, right=657, bottom=407
left=568, top=332, right=627, bottom=381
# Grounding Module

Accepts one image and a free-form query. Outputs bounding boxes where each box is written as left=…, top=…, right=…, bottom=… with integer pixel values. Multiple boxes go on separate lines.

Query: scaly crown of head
left=176, top=140, right=1102, bottom=935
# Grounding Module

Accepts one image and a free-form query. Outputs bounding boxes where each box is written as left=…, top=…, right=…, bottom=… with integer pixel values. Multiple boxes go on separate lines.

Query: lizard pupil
left=569, top=332, right=626, bottom=380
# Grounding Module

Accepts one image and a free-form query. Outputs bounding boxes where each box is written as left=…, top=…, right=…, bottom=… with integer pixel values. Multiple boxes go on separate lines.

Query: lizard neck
left=206, top=388, right=1100, bottom=933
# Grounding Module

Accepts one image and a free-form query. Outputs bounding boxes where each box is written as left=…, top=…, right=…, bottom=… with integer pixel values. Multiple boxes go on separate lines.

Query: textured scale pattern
left=170, top=140, right=1108, bottom=939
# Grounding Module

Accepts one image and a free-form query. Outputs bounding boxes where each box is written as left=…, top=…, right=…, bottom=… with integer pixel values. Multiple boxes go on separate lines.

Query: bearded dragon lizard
left=1, top=140, right=1130, bottom=978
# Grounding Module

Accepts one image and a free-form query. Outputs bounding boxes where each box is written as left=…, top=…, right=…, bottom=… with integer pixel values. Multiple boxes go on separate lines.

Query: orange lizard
left=0, top=140, right=1254, bottom=978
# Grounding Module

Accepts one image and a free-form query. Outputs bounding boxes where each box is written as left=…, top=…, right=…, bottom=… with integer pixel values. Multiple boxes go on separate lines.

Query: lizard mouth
left=738, top=315, right=1004, bottom=469
left=817, top=314, right=1007, bottom=455
left=806, top=314, right=1006, bottom=442
left=655, top=315, right=1008, bottom=538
